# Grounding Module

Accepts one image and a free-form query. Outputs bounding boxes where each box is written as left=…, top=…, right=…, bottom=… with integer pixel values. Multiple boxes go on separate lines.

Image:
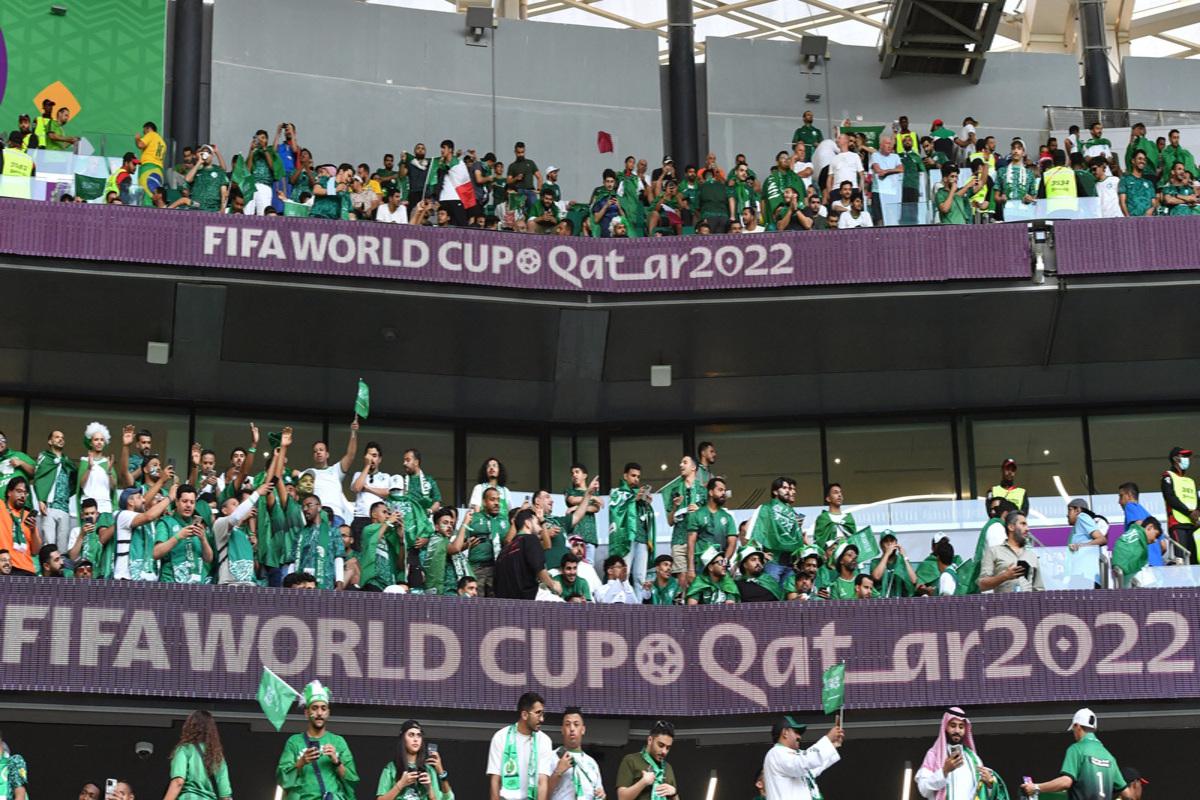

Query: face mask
left=1181, top=457, right=1191, bottom=471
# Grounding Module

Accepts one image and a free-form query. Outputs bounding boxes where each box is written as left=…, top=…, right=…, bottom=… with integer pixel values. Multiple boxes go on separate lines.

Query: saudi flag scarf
left=500, top=725, right=538, bottom=800
left=640, top=750, right=665, bottom=796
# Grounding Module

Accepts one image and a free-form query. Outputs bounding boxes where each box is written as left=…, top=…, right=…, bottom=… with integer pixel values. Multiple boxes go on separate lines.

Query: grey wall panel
left=1122, top=57, right=1200, bottom=110
left=705, top=38, right=1082, bottom=173
left=209, top=0, right=661, bottom=202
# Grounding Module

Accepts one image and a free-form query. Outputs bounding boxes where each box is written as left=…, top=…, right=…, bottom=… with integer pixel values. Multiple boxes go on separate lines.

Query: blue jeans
left=764, top=559, right=795, bottom=586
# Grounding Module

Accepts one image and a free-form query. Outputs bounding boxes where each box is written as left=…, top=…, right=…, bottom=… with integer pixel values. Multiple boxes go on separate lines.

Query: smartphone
left=167, top=457, right=176, bottom=470
left=427, top=742, right=438, bottom=754
left=949, top=744, right=962, bottom=758
left=105, top=779, right=118, bottom=798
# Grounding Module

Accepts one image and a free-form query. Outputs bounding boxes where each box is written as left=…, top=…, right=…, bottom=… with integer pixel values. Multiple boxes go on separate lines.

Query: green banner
left=0, top=2, right=166, bottom=155
left=355, top=379, right=370, bottom=420
left=842, top=125, right=886, bottom=148
left=849, top=527, right=881, bottom=563
left=257, top=667, right=300, bottom=732
left=821, top=662, right=846, bottom=714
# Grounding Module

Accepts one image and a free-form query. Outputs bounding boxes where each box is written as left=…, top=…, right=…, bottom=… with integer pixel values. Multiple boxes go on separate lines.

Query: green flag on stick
left=849, top=527, right=881, bottom=563
left=355, top=379, right=370, bottom=420
left=257, top=666, right=302, bottom=731
left=821, top=662, right=846, bottom=715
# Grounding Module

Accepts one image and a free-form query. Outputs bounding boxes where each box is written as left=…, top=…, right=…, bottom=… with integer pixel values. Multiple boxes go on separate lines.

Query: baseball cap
left=662, top=156, right=674, bottom=165
left=546, top=165, right=558, bottom=175
left=1067, top=498, right=1091, bottom=512
left=1169, top=446, right=1193, bottom=459
left=1002, top=458, right=1017, bottom=469
left=932, top=119, right=943, bottom=127
left=1120, top=767, right=1148, bottom=789
left=654, top=554, right=674, bottom=567
left=1067, top=708, right=1097, bottom=730
left=963, top=116, right=978, bottom=125
left=770, top=715, right=808, bottom=742
left=118, top=487, right=143, bottom=510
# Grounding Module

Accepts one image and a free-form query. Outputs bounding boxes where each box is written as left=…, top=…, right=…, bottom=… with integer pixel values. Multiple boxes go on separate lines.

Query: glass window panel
left=609, top=434, right=684, bottom=492
left=0, top=399, right=25, bottom=453
left=825, top=421, right=956, bottom=504
left=694, top=425, right=823, bottom=508
left=1088, top=411, right=1200, bottom=494
left=971, top=416, right=1087, bottom=499
left=466, top=433, right=539, bottom=494
left=28, top=401, right=190, bottom=473
left=193, top=415, right=324, bottom=482
left=325, top=422, right=455, bottom=506
left=550, top=433, right=573, bottom=493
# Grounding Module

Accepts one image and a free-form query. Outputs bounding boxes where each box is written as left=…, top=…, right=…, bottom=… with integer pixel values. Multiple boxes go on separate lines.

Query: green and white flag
left=849, top=527, right=881, bottom=563
left=354, top=379, right=370, bottom=420
left=821, top=662, right=846, bottom=715
left=257, top=666, right=301, bottom=731
left=74, top=173, right=106, bottom=201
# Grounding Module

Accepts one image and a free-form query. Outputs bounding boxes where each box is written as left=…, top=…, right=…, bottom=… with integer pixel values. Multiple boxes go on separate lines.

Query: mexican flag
left=443, top=160, right=477, bottom=208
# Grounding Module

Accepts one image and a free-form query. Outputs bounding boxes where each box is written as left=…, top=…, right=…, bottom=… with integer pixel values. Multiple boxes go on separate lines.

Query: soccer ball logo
left=516, top=248, right=541, bottom=274
left=635, top=634, right=684, bottom=685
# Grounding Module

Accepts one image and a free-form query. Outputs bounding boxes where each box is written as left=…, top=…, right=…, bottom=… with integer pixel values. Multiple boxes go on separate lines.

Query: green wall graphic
left=0, top=1, right=166, bottom=155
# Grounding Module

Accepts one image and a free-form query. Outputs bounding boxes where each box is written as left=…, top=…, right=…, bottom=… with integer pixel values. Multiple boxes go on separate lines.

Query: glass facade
left=1, top=399, right=1195, bottom=507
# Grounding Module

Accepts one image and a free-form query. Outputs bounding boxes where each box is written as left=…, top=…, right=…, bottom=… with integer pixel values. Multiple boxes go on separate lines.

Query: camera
left=134, top=741, right=154, bottom=759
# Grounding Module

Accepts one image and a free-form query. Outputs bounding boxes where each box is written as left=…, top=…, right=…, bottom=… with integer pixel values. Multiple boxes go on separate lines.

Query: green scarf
left=33, top=450, right=75, bottom=507
left=500, top=724, right=538, bottom=800
left=685, top=570, right=739, bottom=604
left=649, top=576, right=681, bottom=605
left=8, top=504, right=28, bottom=551
left=641, top=750, right=665, bottom=796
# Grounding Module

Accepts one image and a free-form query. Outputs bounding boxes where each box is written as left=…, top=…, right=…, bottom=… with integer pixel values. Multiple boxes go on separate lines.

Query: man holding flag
left=433, top=139, right=476, bottom=227
left=916, top=707, right=999, bottom=800
left=276, top=680, right=359, bottom=800
left=762, top=716, right=844, bottom=800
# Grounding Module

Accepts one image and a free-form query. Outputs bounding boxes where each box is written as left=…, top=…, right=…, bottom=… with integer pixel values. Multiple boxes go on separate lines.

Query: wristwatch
left=437, top=771, right=449, bottom=781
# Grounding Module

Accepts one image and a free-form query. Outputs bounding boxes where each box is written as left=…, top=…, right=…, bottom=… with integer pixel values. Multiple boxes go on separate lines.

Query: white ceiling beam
left=1130, top=1, right=1200, bottom=37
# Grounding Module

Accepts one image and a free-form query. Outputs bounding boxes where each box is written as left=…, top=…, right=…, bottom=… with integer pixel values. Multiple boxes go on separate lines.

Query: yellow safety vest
left=1043, top=166, right=1077, bottom=213
left=2, top=149, right=34, bottom=177
left=1169, top=472, right=1197, bottom=526
left=989, top=484, right=1026, bottom=509
left=33, top=116, right=53, bottom=148
left=896, top=131, right=919, bottom=154
left=0, top=148, right=35, bottom=200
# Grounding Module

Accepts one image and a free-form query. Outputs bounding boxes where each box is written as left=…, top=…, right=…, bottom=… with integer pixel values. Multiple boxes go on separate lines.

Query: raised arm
left=119, top=425, right=136, bottom=488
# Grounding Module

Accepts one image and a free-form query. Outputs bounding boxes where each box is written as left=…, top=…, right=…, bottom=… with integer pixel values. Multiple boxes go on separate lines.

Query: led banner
left=1, top=578, right=1196, bottom=716
left=0, top=200, right=1031, bottom=292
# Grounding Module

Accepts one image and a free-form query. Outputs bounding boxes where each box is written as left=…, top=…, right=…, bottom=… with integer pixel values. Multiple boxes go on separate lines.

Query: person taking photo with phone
left=277, top=681, right=358, bottom=800
left=376, top=720, right=453, bottom=800
left=915, top=708, right=997, bottom=800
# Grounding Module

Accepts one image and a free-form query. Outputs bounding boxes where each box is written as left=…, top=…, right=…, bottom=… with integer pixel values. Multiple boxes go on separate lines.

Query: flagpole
left=837, top=660, right=845, bottom=728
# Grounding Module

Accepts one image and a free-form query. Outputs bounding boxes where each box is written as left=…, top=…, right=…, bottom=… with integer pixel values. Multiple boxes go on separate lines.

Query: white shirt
left=740, top=225, right=766, bottom=234
left=487, top=726, right=556, bottom=800
left=792, top=160, right=814, bottom=189
left=938, top=570, right=957, bottom=596
left=916, top=752, right=980, bottom=800
left=1083, top=140, right=1112, bottom=160
left=112, top=509, right=138, bottom=580
left=829, top=151, right=862, bottom=189
left=812, top=139, right=839, bottom=179
left=763, top=738, right=840, bottom=800
left=594, top=578, right=640, bottom=604
left=469, top=482, right=512, bottom=511
left=549, top=749, right=603, bottom=800
left=1096, top=176, right=1122, bottom=218
left=309, top=463, right=352, bottom=523
left=376, top=203, right=408, bottom=224
left=80, top=458, right=113, bottom=513
left=957, top=124, right=977, bottom=161
left=837, top=210, right=873, bottom=229
left=577, top=561, right=603, bottom=593
left=351, top=470, right=391, bottom=518
left=869, top=151, right=902, bottom=194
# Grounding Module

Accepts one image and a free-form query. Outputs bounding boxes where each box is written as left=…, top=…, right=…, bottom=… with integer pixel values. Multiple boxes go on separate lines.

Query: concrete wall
left=706, top=38, right=1082, bottom=171
left=1123, top=56, right=1200, bottom=111
left=209, top=0, right=663, bottom=202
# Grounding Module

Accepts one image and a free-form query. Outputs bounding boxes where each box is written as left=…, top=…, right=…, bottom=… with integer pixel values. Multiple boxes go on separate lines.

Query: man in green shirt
left=293, top=494, right=346, bottom=589
left=1112, top=517, right=1162, bottom=587
left=661, top=455, right=705, bottom=587
left=557, top=552, right=592, bottom=602
left=792, top=110, right=824, bottom=150
left=826, top=541, right=861, bottom=600
left=1124, top=123, right=1159, bottom=178
left=935, top=164, right=973, bottom=224
left=697, top=171, right=731, bottom=232
left=750, top=476, right=805, bottom=586
left=616, top=721, right=678, bottom=800
left=1079, top=121, right=1113, bottom=162
left=1160, top=161, right=1200, bottom=215
left=1021, top=709, right=1121, bottom=800
left=813, top=482, right=857, bottom=558
left=531, top=479, right=598, bottom=578
left=686, top=477, right=737, bottom=581
left=153, top=485, right=215, bottom=584
left=277, top=681, right=358, bottom=800
left=646, top=553, right=682, bottom=605
left=1158, top=128, right=1196, bottom=184
left=1119, top=151, right=1157, bottom=217
left=465, top=486, right=506, bottom=596
left=609, top=463, right=654, bottom=586
left=528, top=186, right=562, bottom=233
left=356, top=501, right=405, bottom=591
left=869, top=532, right=920, bottom=598
left=185, top=146, right=230, bottom=212
left=686, top=545, right=739, bottom=604
left=507, top=141, right=541, bottom=208
left=33, top=430, right=75, bottom=549
left=761, top=150, right=805, bottom=224
left=0, top=432, right=34, bottom=503
left=564, top=462, right=601, bottom=561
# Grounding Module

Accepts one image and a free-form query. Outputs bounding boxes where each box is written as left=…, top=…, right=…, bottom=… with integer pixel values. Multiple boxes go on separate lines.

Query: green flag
left=74, top=173, right=106, bottom=201
left=842, top=125, right=886, bottom=148
left=821, top=662, right=846, bottom=715
left=849, top=527, right=881, bottom=563
left=257, top=666, right=301, bottom=731
left=354, top=379, right=370, bottom=419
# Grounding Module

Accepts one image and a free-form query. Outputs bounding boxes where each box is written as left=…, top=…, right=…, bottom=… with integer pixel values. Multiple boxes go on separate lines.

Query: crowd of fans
left=5, top=104, right=1199, bottom=234
left=0, top=419, right=1194, bottom=602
